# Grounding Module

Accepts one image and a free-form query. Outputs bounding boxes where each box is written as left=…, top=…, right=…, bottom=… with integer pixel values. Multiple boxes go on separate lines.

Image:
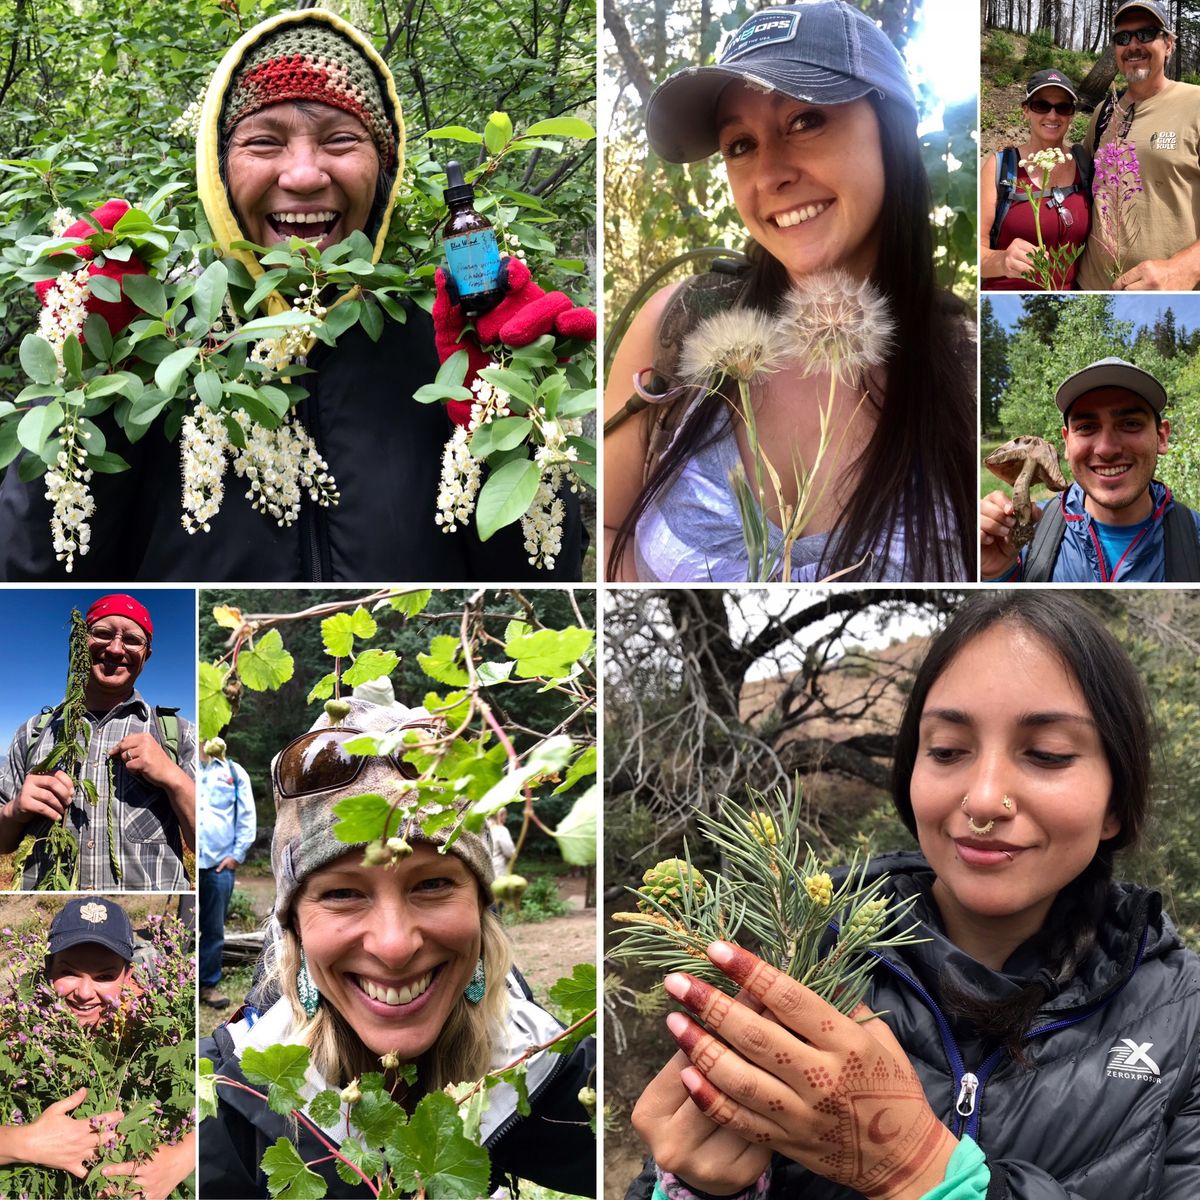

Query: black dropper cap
left=443, top=160, right=475, bottom=206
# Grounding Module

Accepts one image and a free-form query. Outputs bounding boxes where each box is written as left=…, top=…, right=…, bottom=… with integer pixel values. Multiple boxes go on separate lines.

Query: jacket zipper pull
left=955, top=1072, right=979, bottom=1117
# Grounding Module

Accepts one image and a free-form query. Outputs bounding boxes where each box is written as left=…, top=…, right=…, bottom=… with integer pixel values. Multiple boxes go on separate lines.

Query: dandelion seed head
left=679, top=307, right=788, bottom=384
left=781, top=269, right=894, bottom=385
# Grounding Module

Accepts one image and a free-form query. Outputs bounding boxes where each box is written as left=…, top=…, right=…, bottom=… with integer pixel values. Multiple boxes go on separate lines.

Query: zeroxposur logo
left=1106, top=1039, right=1161, bottom=1083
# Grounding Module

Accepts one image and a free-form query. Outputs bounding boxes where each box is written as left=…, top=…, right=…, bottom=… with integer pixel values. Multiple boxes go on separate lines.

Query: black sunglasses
left=273, top=725, right=430, bottom=798
left=1027, top=98, right=1076, bottom=115
left=1112, top=26, right=1164, bottom=46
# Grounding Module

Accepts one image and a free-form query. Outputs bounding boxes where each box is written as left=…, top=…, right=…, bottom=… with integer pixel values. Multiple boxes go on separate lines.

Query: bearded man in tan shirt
left=1078, top=0, right=1200, bottom=291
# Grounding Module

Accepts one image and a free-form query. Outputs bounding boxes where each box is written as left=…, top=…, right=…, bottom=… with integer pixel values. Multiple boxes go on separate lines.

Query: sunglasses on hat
left=1027, top=98, right=1076, bottom=115
left=1112, top=26, right=1164, bottom=45
left=273, top=725, right=430, bottom=798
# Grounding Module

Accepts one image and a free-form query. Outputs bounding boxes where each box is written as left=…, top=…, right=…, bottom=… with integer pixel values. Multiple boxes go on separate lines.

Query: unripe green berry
left=324, top=698, right=352, bottom=721
left=380, top=1051, right=400, bottom=1069
left=386, top=836, right=414, bottom=859
left=491, top=873, right=528, bottom=902
left=362, top=842, right=393, bottom=867
left=577, top=1086, right=596, bottom=1116
left=203, top=737, right=226, bottom=759
left=341, top=1079, right=361, bottom=1105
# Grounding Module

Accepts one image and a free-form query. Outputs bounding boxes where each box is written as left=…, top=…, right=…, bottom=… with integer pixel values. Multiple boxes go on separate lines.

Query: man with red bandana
left=0, top=594, right=196, bottom=890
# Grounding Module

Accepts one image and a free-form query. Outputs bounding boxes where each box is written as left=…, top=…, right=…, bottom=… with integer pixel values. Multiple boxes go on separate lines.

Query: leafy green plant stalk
left=1016, top=147, right=1084, bottom=291
left=10, top=609, right=96, bottom=889
left=610, top=787, right=923, bottom=1013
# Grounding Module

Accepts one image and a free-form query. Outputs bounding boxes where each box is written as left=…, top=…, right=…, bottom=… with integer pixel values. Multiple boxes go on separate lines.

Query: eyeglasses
left=1027, top=98, right=1076, bottom=115
left=1112, top=27, right=1164, bottom=46
left=88, top=626, right=149, bottom=652
left=273, top=725, right=430, bottom=798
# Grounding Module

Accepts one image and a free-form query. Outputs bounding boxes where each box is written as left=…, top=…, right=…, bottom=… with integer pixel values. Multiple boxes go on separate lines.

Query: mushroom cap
left=984, top=435, right=1068, bottom=492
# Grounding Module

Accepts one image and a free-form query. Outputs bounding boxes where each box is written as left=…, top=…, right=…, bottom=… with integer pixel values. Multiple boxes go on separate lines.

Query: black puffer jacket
left=0, top=310, right=584, bottom=582
left=628, top=852, right=1200, bottom=1200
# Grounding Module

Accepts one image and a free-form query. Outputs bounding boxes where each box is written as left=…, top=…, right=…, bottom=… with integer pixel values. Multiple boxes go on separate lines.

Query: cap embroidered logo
left=723, top=12, right=800, bottom=61
left=79, top=902, right=108, bottom=924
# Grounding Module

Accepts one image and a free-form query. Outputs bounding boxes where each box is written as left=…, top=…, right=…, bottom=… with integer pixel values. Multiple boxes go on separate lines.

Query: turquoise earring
left=464, top=957, right=485, bottom=1004
left=298, top=950, right=321, bottom=1018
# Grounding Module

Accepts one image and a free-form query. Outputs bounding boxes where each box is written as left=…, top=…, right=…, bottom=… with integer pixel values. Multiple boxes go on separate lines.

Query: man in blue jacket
left=981, top=357, right=1200, bottom=581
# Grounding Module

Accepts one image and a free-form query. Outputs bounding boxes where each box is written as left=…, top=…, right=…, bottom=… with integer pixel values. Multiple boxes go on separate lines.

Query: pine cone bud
left=637, top=858, right=706, bottom=913
left=745, top=811, right=778, bottom=847
left=804, top=872, right=834, bottom=907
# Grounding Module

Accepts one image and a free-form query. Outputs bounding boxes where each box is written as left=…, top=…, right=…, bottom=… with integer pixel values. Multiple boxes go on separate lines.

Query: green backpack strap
left=152, top=707, right=181, bottom=764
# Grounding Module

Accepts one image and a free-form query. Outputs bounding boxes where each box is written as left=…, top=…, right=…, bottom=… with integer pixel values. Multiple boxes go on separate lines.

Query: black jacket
left=200, top=980, right=596, bottom=1199
left=628, top=852, right=1200, bottom=1200
left=0, top=309, right=584, bottom=582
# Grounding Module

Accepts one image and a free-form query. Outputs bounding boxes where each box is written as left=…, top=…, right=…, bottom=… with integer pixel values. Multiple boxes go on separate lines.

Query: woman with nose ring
left=199, top=697, right=596, bottom=1198
left=628, top=591, right=1200, bottom=1199
left=604, top=0, right=975, bottom=583
left=981, top=70, right=1091, bottom=290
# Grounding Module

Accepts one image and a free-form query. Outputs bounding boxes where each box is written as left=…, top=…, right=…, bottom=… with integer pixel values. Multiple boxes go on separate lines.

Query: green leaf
left=17, top=400, right=64, bottom=455
left=505, top=625, right=593, bottom=678
left=332, top=792, right=399, bottom=843
left=20, top=334, right=59, bottom=385
left=523, top=116, right=596, bottom=140
left=436, top=349, right=469, bottom=387
left=470, top=415, right=531, bottom=458
left=468, top=735, right=574, bottom=820
left=553, top=745, right=597, bottom=794
left=335, top=1137, right=384, bottom=1187
left=88, top=274, right=121, bottom=303
left=423, top=688, right=471, bottom=727
left=547, top=961, right=597, bottom=1019
left=476, top=457, right=539, bottom=541
left=425, top=126, right=485, bottom=143
left=305, top=1088, right=342, bottom=1129
left=244, top=267, right=289, bottom=313
left=195, top=370, right=223, bottom=409
left=387, top=1091, right=490, bottom=1199
left=343, top=648, right=399, bottom=686
left=306, top=672, right=337, bottom=703
left=476, top=367, right=535, bottom=409
left=390, top=589, right=432, bottom=617
left=241, top=1043, right=310, bottom=1116
left=476, top=660, right=514, bottom=687
left=199, top=662, right=233, bottom=742
left=359, top=296, right=383, bottom=341
left=351, top=1074, right=408, bottom=1144
left=82, top=372, right=137, bottom=402
left=322, top=606, right=377, bottom=657
left=319, top=299, right=361, bottom=341
left=154, top=346, right=200, bottom=398
left=83, top=313, right=113, bottom=362
left=260, top=1138, right=327, bottom=1200
left=418, top=635, right=470, bottom=686
left=484, top=111, right=514, bottom=155
left=238, top=628, right=295, bottom=691
left=198, top=1058, right=218, bottom=1121
left=122, top=273, right=167, bottom=318
left=192, top=259, right=229, bottom=328
left=61, top=333, right=83, bottom=382
left=549, top=783, right=597, bottom=865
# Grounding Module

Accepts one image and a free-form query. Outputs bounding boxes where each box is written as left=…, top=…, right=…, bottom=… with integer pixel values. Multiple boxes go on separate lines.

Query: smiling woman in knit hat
left=197, top=697, right=596, bottom=1199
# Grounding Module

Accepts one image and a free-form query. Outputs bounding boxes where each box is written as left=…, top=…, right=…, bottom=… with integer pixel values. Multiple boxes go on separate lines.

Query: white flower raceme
left=169, top=94, right=204, bottom=140
left=37, top=268, right=91, bottom=382
left=434, top=425, right=481, bottom=533
left=781, top=270, right=894, bottom=385
left=679, top=308, right=789, bottom=383
left=49, top=207, right=76, bottom=237
left=250, top=290, right=327, bottom=377
left=521, top=467, right=567, bottom=570
left=44, top=432, right=94, bottom=575
left=179, top=406, right=230, bottom=533
left=469, top=374, right=508, bottom=427
left=230, top=411, right=339, bottom=527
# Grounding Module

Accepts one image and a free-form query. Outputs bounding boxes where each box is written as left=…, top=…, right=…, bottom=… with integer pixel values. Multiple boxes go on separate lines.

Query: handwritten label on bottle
left=445, top=230, right=501, bottom=298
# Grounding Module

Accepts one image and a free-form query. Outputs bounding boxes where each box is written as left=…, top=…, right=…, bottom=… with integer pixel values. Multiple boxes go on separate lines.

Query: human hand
left=21, top=1088, right=122, bottom=1179
left=100, top=1131, right=196, bottom=1200
left=215, top=855, right=238, bottom=872
left=111, top=734, right=177, bottom=789
left=979, top=488, right=1031, bottom=579
left=633, top=1047, right=772, bottom=1196
left=664, top=942, right=957, bottom=1200
left=1114, top=257, right=1200, bottom=291
left=4, top=770, right=75, bottom=825
left=1002, top=238, right=1037, bottom=279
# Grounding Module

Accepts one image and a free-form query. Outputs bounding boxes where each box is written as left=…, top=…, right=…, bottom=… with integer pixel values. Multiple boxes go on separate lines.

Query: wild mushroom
left=984, top=435, right=1068, bottom=549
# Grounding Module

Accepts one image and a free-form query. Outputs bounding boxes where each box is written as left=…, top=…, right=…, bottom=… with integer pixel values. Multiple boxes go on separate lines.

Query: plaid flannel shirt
left=0, top=689, right=196, bottom=891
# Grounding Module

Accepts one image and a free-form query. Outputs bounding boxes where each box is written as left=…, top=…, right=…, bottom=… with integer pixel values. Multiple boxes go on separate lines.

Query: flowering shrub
left=0, top=911, right=195, bottom=1198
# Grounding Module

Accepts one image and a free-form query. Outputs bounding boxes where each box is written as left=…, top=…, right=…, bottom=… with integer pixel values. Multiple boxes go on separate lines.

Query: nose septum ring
left=961, top=795, right=995, bottom=837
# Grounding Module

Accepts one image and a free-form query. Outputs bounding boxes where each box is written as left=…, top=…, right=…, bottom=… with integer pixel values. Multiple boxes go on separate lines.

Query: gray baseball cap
left=645, top=1, right=918, bottom=163
left=1055, top=357, right=1168, bottom=416
left=1113, top=1, right=1171, bottom=31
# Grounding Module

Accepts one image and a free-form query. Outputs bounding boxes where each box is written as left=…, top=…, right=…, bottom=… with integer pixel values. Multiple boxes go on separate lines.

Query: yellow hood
left=196, top=8, right=406, bottom=315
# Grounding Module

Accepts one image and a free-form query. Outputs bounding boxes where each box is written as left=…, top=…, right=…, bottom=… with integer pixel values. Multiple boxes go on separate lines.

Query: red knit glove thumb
left=34, top=199, right=148, bottom=336
left=433, top=267, right=491, bottom=427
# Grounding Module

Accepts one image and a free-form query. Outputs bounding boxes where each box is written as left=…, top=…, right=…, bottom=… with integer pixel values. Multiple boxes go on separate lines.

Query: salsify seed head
left=679, top=307, right=789, bottom=384
left=781, top=269, right=894, bottom=385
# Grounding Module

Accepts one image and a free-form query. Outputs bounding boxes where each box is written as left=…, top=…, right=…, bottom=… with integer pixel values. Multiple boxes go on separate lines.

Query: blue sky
left=987, top=294, right=1200, bottom=334
left=0, top=589, right=195, bottom=742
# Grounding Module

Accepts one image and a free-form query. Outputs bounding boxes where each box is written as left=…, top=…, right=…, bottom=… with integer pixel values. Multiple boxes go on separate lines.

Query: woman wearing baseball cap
left=199, top=698, right=595, bottom=1198
left=982, top=69, right=1091, bottom=290
left=605, top=0, right=975, bottom=583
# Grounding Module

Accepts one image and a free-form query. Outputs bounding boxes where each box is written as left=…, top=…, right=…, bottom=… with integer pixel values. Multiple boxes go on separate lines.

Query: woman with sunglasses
left=198, top=698, right=596, bottom=1199
left=981, top=70, right=1090, bottom=291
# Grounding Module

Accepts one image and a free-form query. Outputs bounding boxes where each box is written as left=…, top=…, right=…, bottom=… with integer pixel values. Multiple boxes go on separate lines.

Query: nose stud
left=960, top=795, right=995, bottom=837
left=1002, top=795, right=1014, bottom=811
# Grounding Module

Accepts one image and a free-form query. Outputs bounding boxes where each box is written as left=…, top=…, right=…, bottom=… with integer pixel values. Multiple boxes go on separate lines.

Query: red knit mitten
left=35, top=199, right=148, bottom=336
left=432, top=259, right=596, bottom=427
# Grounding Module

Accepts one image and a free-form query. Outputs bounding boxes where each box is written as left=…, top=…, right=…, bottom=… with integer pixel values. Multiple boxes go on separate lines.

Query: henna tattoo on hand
left=774, top=1051, right=792, bottom=1064
left=821, top=1019, right=835, bottom=1033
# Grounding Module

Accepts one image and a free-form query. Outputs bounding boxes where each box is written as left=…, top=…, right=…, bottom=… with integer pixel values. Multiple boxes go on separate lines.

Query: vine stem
left=212, top=1077, right=380, bottom=1197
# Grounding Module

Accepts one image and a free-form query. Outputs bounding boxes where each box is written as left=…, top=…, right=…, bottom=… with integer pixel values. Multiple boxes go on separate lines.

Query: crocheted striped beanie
left=221, top=22, right=397, bottom=169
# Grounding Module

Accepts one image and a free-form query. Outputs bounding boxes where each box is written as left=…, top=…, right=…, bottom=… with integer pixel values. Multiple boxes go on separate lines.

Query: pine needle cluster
left=611, top=787, right=923, bottom=1015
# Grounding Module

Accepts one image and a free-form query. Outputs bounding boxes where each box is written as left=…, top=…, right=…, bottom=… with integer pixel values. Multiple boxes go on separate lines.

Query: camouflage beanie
left=270, top=697, right=493, bottom=925
left=221, top=21, right=397, bottom=169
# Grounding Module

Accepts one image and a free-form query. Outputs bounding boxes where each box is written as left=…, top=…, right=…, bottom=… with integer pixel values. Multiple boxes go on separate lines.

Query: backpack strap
left=1164, top=500, right=1200, bottom=581
left=1092, top=89, right=1125, bottom=153
left=989, top=146, right=1020, bottom=248
left=150, top=706, right=181, bottom=764
left=24, top=707, right=60, bottom=772
left=1022, top=498, right=1067, bottom=582
left=1070, top=143, right=1095, bottom=202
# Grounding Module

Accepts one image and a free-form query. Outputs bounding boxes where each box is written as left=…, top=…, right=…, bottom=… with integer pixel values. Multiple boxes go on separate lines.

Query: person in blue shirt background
left=198, top=744, right=256, bottom=1009
left=980, top=357, right=1200, bottom=582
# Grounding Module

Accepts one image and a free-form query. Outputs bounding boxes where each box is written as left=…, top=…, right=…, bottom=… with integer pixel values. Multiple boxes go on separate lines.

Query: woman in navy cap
left=605, top=0, right=975, bottom=584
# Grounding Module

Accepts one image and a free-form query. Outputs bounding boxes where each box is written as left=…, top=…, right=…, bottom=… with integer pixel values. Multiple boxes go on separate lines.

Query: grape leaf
left=548, top=784, right=597, bottom=866
left=305, top=1088, right=342, bottom=1129
left=343, top=649, right=399, bottom=686
left=332, top=793, right=399, bottom=843
left=386, top=1091, right=490, bottom=1199
left=261, top=1139, right=327, bottom=1200
left=553, top=745, right=597, bottom=794
left=505, top=626, right=594, bottom=679
left=198, top=1058, right=217, bottom=1120
left=390, top=589, right=432, bottom=617
left=199, top=661, right=232, bottom=741
left=322, top=606, right=377, bottom=656
left=418, top=635, right=469, bottom=686
left=239, top=629, right=295, bottom=691
left=241, top=1044, right=310, bottom=1115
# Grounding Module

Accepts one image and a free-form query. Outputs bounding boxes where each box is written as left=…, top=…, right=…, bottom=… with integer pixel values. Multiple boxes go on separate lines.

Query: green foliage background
left=0, top=0, right=596, bottom=392
left=603, top=0, right=977, bottom=343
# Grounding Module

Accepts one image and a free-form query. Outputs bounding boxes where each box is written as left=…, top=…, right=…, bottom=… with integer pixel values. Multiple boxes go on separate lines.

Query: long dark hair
left=891, top=591, right=1152, bottom=1059
left=607, top=94, right=976, bottom=581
